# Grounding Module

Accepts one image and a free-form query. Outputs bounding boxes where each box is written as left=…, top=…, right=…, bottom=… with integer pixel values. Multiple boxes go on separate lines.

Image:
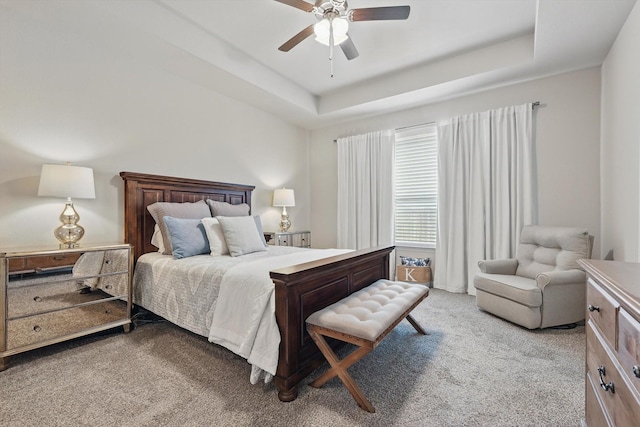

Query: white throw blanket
left=208, top=248, right=350, bottom=383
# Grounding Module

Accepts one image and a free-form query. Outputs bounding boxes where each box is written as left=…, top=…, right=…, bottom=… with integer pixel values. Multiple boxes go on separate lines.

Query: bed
left=120, top=171, right=394, bottom=402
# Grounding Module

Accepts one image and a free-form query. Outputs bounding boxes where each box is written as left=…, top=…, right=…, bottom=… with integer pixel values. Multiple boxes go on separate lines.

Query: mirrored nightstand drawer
left=8, top=278, right=127, bottom=318
left=264, top=231, right=311, bottom=248
left=6, top=299, right=128, bottom=351
left=8, top=252, right=82, bottom=274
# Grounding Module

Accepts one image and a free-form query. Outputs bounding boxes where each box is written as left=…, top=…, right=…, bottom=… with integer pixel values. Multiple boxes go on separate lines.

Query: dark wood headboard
left=119, top=172, right=254, bottom=262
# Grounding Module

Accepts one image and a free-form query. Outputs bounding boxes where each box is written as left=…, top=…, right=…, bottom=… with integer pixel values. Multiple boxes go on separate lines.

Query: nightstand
left=0, top=243, right=132, bottom=371
left=264, top=231, right=311, bottom=248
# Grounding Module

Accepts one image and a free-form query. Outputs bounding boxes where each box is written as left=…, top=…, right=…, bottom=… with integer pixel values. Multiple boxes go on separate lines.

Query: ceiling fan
left=275, top=0, right=410, bottom=74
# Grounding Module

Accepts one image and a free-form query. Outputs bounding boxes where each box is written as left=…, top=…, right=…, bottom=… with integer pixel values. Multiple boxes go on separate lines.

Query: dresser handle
left=633, top=365, right=640, bottom=378
left=33, top=325, right=41, bottom=333
left=588, top=304, right=600, bottom=312
left=53, top=255, right=66, bottom=261
left=598, top=366, right=615, bottom=393
left=33, top=296, right=42, bottom=302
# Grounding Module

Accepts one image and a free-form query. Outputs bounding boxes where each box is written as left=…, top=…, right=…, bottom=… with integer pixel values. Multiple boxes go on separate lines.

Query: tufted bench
left=306, top=279, right=429, bottom=413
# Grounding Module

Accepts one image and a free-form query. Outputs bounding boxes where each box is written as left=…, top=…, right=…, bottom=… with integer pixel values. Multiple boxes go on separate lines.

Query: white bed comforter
left=133, top=246, right=350, bottom=383
left=208, top=248, right=349, bottom=383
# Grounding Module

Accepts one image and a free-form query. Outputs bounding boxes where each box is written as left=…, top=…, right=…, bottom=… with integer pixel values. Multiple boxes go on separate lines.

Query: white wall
left=309, top=68, right=602, bottom=267
left=0, top=7, right=310, bottom=249
left=601, top=2, right=640, bottom=262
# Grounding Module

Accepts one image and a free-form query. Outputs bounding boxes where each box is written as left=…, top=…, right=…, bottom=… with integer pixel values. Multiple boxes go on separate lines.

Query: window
left=394, top=123, right=438, bottom=247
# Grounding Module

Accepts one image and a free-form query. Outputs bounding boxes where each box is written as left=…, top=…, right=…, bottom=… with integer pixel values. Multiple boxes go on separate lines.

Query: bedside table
left=264, top=231, right=311, bottom=248
left=0, top=243, right=132, bottom=371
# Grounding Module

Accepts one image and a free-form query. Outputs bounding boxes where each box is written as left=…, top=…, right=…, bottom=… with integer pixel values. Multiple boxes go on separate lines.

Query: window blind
left=394, top=124, right=438, bottom=247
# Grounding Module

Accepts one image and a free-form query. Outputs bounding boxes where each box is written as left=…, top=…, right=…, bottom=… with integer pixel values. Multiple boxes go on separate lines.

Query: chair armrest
left=477, top=259, right=518, bottom=275
left=536, top=269, right=586, bottom=290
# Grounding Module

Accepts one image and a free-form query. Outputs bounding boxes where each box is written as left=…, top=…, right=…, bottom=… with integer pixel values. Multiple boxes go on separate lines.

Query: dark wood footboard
left=270, top=245, right=394, bottom=401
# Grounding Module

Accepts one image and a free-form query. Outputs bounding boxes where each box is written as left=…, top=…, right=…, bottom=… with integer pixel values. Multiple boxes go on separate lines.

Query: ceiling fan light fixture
left=313, top=17, right=349, bottom=46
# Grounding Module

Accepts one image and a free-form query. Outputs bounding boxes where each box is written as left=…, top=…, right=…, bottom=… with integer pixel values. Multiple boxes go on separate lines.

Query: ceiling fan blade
left=350, top=6, right=410, bottom=21
left=340, top=36, right=359, bottom=60
left=278, top=24, right=315, bottom=52
left=274, top=0, right=315, bottom=13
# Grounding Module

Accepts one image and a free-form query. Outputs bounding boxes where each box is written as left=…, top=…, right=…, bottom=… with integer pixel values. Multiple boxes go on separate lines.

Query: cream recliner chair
left=474, top=225, right=593, bottom=329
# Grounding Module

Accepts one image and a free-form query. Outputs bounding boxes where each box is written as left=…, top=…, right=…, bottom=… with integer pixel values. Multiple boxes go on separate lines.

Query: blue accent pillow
left=164, top=216, right=210, bottom=259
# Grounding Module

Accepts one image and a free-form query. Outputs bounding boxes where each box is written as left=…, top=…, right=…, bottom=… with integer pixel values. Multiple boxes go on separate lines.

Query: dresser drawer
left=8, top=253, right=82, bottom=273
left=586, top=370, right=614, bottom=427
left=277, top=234, right=293, bottom=246
left=7, top=277, right=125, bottom=318
left=292, top=232, right=310, bottom=248
left=6, top=299, right=128, bottom=350
left=587, top=279, right=620, bottom=347
left=587, top=321, right=640, bottom=427
left=71, top=249, right=129, bottom=282
left=619, top=309, right=640, bottom=396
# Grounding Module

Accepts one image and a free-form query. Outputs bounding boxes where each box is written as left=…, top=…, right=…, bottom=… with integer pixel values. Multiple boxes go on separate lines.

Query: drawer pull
left=33, top=296, right=42, bottom=302
left=33, top=325, right=41, bottom=333
left=588, top=304, right=600, bottom=312
left=598, top=366, right=615, bottom=393
left=53, top=255, right=66, bottom=261
left=633, top=365, right=640, bottom=378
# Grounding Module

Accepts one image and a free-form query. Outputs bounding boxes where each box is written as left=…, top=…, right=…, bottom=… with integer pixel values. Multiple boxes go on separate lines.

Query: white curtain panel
left=337, top=130, right=395, bottom=249
left=435, top=103, right=536, bottom=294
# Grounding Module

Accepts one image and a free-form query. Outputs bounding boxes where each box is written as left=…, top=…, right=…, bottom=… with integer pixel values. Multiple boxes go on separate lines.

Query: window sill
left=394, top=242, right=436, bottom=250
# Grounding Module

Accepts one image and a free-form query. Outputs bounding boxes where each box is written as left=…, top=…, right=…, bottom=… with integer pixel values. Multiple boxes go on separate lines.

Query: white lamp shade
left=38, top=164, right=96, bottom=199
left=314, top=17, right=349, bottom=46
left=273, top=188, right=295, bottom=207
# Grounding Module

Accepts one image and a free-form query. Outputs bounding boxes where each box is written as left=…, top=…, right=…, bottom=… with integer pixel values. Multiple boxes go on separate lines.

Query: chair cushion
left=474, top=273, right=542, bottom=308
left=306, top=280, right=429, bottom=342
left=515, top=225, right=590, bottom=279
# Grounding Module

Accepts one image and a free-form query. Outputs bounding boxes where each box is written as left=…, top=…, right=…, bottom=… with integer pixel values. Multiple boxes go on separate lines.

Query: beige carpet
left=0, top=289, right=585, bottom=426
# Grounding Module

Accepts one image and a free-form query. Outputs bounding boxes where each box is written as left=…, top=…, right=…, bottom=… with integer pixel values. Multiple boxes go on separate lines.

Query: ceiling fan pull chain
left=329, top=17, right=335, bottom=78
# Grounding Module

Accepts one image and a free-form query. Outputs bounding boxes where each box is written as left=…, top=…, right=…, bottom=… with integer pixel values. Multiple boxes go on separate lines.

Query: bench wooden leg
left=308, top=329, right=376, bottom=413
left=406, top=314, right=428, bottom=335
left=309, top=343, right=371, bottom=388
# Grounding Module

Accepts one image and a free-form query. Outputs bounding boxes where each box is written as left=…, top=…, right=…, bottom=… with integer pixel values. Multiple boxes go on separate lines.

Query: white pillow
left=151, top=224, right=166, bottom=253
left=216, top=216, right=267, bottom=257
left=201, top=217, right=229, bottom=256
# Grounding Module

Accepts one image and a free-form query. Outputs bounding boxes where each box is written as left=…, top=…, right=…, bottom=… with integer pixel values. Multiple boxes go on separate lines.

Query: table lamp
left=273, top=188, right=295, bottom=232
left=38, top=163, right=96, bottom=248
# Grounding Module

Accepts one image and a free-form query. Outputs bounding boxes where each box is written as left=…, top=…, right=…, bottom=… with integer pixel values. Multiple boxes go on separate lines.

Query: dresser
left=264, top=231, right=311, bottom=248
left=0, top=243, right=132, bottom=370
left=579, top=259, right=640, bottom=426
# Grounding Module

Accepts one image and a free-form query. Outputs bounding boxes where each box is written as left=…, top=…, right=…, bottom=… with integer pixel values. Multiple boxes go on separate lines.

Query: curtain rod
left=396, top=121, right=437, bottom=132
left=332, top=102, right=540, bottom=142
